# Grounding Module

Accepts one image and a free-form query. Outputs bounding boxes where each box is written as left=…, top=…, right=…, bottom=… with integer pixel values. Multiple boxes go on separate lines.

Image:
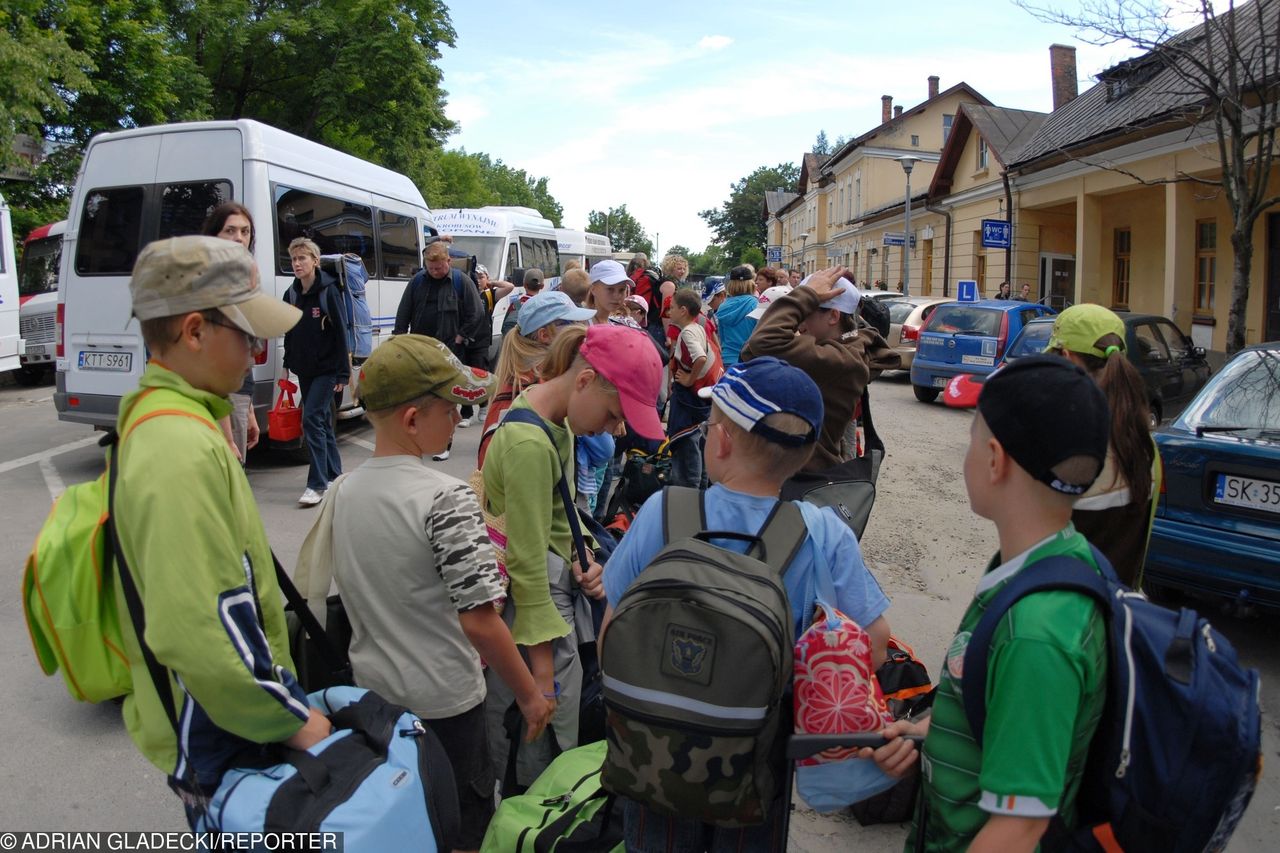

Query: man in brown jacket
left=740, top=265, right=900, bottom=473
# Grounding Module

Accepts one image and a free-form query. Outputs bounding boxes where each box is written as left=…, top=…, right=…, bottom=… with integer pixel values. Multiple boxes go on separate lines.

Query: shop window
left=1113, top=228, right=1132, bottom=308
left=1195, top=219, right=1216, bottom=313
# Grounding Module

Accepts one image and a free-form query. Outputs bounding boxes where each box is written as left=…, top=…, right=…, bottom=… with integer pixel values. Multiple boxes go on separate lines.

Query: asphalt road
left=0, top=370, right=1275, bottom=850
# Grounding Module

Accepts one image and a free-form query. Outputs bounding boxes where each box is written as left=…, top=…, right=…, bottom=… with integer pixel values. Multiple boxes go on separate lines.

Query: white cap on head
left=800, top=275, right=861, bottom=315
left=747, top=285, right=795, bottom=320
left=588, top=259, right=629, bottom=286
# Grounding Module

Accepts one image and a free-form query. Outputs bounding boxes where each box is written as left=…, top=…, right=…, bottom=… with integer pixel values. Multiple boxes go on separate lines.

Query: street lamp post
left=898, top=156, right=919, bottom=297
left=799, top=233, right=809, bottom=274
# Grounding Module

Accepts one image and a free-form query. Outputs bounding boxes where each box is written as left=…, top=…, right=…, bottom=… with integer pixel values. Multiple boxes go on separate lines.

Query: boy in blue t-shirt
left=601, top=356, right=892, bottom=852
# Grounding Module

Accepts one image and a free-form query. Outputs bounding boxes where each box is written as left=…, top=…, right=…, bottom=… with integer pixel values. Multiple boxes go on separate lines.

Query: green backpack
left=481, top=741, right=622, bottom=852
left=23, top=440, right=130, bottom=703
left=599, top=487, right=808, bottom=828
left=23, top=393, right=205, bottom=703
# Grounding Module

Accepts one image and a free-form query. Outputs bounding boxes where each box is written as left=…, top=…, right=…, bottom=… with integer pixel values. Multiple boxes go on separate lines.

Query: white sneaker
left=457, top=418, right=472, bottom=428
left=298, top=487, right=324, bottom=507
left=432, top=449, right=450, bottom=462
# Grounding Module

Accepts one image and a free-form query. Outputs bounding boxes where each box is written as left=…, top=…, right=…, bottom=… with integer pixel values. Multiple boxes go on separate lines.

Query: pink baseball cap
left=579, top=324, right=665, bottom=439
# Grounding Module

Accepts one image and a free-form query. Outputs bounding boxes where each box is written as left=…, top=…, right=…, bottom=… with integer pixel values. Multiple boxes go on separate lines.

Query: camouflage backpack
left=599, top=487, right=807, bottom=828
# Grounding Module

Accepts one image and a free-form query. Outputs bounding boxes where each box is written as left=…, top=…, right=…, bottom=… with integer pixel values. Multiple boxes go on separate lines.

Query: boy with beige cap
left=329, top=334, right=554, bottom=851
left=114, top=236, right=331, bottom=824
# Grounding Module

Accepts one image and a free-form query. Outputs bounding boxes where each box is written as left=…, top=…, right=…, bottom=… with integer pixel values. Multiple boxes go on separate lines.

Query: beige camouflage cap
left=130, top=235, right=301, bottom=339
left=358, top=334, right=493, bottom=411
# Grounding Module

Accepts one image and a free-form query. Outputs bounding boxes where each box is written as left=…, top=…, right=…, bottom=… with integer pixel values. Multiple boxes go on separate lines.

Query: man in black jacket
left=394, top=240, right=487, bottom=457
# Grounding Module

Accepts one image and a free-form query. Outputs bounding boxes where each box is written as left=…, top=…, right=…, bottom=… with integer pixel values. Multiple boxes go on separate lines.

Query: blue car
left=910, top=299, right=1055, bottom=402
left=1145, top=343, right=1280, bottom=608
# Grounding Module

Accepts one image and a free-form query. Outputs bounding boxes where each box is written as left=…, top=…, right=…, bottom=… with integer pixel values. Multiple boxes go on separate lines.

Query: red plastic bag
left=269, top=378, right=302, bottom=441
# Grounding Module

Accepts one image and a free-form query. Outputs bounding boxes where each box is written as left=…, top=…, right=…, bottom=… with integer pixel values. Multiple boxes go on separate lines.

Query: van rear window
left=925, top=304, right=1001, bottom=337
left=75, top=187, right=145, bottom=275
left=157, top=181, right=232, bottom=240
left=275, top=186, right=375, bottom=274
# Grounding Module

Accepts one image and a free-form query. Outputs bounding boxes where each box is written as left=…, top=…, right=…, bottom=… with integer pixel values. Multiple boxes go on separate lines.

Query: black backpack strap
left=495, top=407, right=591, bottom=570
left=961, top=554, right=1112, bottom=746
left=273, top=552, right=348, bottom=676
left=661, top=486, right=707, bottom=545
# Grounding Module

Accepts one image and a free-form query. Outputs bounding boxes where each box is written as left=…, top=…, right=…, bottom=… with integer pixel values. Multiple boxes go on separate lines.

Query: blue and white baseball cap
left=517, top=290, right=595, bottom=336
left=701, top=356, right=823, bottom=447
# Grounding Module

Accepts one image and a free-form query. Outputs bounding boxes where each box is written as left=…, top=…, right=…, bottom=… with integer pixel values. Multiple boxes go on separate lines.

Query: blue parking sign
left=957, top=279, right=977, bottom=302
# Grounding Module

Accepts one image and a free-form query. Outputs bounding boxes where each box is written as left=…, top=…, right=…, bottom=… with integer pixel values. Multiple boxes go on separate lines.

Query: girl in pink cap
left=480, top=324, right=664, bottom=785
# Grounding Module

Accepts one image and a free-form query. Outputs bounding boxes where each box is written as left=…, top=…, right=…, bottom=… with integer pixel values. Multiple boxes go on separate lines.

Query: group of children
left=106, top=233, right=1141, bottom=853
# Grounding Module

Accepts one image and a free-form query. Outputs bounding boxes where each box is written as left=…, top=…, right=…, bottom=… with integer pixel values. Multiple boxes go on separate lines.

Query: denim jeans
left=299, top=373, right=342, bottom=491
left=667, top=384, right=709, bottom=489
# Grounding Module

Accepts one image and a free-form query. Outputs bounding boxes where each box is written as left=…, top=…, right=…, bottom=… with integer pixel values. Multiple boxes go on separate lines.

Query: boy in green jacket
left=862, top=356, right=1111, bottom=853
left=114, top=236, right=330, bottom=823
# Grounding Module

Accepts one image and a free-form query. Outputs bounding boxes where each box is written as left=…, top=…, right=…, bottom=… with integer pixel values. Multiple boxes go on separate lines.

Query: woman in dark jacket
left=282, top=237, right=348, bottom=506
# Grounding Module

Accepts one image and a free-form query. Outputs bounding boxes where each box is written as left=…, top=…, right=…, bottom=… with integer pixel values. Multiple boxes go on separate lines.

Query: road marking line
left=39, top=457, right=67, bottom=502
left=0, top=435, right=100, bottom=476
left=341, top=434, right=376, bottom=452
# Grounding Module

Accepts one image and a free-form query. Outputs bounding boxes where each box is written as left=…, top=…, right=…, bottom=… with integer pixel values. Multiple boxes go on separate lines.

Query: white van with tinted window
left=0, top=193, right=22, bottom=375
left=555, top=228, right=613, bottom=271
left=54, top=119, right=433, bottom=443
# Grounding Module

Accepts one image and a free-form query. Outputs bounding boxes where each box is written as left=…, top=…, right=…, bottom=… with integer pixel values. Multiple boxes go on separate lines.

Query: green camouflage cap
left=1045, top=303, right=1127, bottom=359
left=130, top=236, right=301, bottom=338
left=358, top=334, right=493, bottom=411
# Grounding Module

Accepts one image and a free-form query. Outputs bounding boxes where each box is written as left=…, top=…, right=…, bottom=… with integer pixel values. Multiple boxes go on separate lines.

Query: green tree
left=687, top=243, right=728, bottom=276
left=665, top=244, right=692, bottom=259
left=425, top=149, right=563, bottom=225
left=812, top=130, right=830, bottom=155
left=164, top=0, right=456, bottom=191
left=739, top=246, right=766, bottom=269
left=699, top=162, right=799, bottom=263
left=587, top=204, right=653, bottom=255
left=0, top=1, right=92, bottom=176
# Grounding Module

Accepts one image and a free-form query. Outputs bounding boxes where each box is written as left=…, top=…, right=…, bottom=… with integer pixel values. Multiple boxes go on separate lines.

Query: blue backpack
left=318, top=253, right=374, bottom=359
left=963, top=551, right=1261, bottom=853
left=200, top=686, right=461, bottom=849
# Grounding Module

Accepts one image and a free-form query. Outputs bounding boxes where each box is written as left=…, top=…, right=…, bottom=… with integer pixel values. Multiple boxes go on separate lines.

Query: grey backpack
left=600, top=487, right=808, bottom=828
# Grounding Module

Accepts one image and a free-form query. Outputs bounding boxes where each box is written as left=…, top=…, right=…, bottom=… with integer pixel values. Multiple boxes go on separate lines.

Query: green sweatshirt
left=113, top=362, right=308, bottom=787
left=480, top=395, right=576, bottom=646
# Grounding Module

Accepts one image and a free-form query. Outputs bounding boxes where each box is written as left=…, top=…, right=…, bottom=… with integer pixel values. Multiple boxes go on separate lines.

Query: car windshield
left=447, top=236, right=504, bottom=278
left=1005, top=322, right=1054, bottom=360
left=886, top=301, right=917, bottom=324
left=924, top=305, right=1001, bottom=337
left=1179, top=349, right=1280, bottom=433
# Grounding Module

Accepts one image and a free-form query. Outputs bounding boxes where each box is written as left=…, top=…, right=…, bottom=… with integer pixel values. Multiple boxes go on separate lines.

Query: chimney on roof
left=882, top=95, right=893, bottom=124
left=894, top=105, right=903, bottom=119
left=1050, top=44, right=1078, bottom=110
left=928, top=75, right=940, bottom=98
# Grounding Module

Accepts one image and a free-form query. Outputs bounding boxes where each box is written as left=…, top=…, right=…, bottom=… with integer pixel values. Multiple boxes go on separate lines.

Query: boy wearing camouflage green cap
left=114, top=235, right=331, bottom=823
left=328, top=334, right=554, bottom=851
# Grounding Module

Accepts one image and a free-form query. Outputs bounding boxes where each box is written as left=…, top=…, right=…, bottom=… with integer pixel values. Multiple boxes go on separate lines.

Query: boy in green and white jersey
left=862, top=355, right=1112, bottom=853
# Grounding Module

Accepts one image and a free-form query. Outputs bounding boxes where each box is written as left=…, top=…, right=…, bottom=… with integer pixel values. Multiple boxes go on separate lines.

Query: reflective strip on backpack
left=602, top=674, right=767, bottom=721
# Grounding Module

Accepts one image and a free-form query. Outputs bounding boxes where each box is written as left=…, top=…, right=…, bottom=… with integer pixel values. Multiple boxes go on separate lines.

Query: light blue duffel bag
left=199, top=686, right=460, bottom=851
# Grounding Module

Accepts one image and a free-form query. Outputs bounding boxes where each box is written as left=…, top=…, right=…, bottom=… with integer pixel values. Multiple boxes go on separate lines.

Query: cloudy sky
left=437, top=0, right=1154, bottom=254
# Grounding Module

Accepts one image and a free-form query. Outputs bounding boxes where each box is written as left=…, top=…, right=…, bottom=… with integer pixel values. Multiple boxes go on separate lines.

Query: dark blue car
left=1145, top=343, right=1280, bottom=608
left=909, top=299, right=1055, bottom=402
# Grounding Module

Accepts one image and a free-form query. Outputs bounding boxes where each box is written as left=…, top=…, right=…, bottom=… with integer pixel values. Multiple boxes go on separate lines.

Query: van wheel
left=1148, top=402, right=1162, bottom=430
left=913, top=385, right=940, bottom=403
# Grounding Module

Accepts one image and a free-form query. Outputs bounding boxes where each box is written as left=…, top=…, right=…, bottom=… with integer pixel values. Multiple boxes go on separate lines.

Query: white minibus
left=0, top=194, right=21, bottom=375
left=555, top=228, right=613, bottom=270
left=54, top=119, right=434, bottom=444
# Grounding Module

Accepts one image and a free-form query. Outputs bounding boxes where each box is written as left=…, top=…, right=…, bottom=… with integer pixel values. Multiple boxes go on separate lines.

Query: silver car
left=885, top=297, right=952, bottom=370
